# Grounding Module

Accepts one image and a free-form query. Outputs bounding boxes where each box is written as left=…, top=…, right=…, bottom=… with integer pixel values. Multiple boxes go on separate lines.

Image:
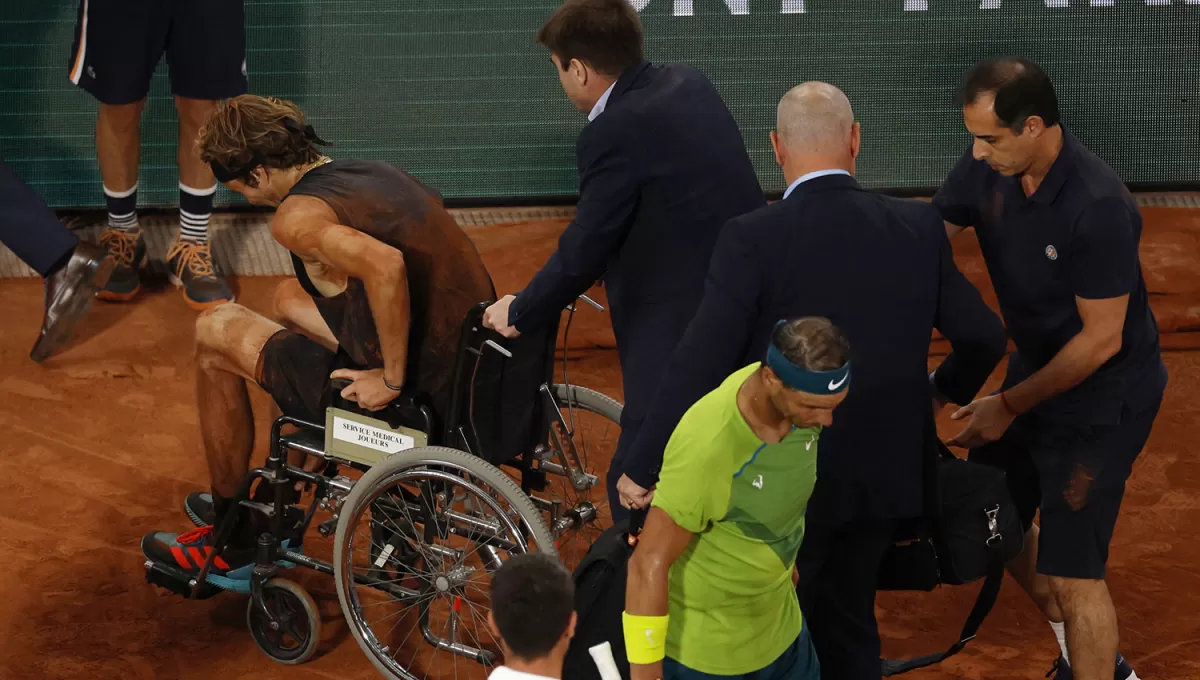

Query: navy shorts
left=663, top=622, right=820, bottom=680
left=68, top=0, right=247, bottom=105
left=969, top=396, right=1162, bottom=579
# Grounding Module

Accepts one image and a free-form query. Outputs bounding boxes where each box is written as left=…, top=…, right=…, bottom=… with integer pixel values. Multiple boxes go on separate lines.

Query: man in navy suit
left=1, top=157, right=112, bottom=362
left=482, top=0, right=765, bottom=522
left=614, top=82, right=1009, bottom=679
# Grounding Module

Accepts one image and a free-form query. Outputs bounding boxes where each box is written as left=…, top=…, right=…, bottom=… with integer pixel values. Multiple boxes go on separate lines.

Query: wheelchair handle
left=484, top=339, right=513, bottom=358
left=578, top=294, right=605, bottom=312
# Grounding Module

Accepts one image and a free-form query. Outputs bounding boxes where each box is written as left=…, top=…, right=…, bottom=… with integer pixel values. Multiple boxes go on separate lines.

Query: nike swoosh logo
left=828, top=375, right=848, bottom=390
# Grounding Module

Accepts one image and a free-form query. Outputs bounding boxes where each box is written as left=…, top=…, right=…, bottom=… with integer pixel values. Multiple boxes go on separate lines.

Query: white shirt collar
left=588, top=81, right=618, bottom=122
left=782, top=168, right=851, bottom=199
left=487, top=666, right=558, bottom=680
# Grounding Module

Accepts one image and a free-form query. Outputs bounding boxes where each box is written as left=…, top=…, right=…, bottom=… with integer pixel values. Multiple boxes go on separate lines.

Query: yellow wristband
left=622, top=611, right=669, bottom=665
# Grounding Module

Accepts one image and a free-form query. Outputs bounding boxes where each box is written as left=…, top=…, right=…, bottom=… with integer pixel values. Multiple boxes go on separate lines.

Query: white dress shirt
left=588, top=81, right=618, bottom=122
left=781, top=168, right=852, bottom=199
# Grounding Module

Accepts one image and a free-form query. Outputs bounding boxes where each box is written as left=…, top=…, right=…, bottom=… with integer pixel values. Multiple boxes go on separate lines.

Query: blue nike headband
left=765, top=331, right=851, bottom=395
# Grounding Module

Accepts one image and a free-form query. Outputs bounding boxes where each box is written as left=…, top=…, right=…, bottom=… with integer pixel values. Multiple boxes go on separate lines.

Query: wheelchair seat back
left=443, top=302, right=559, bottom=466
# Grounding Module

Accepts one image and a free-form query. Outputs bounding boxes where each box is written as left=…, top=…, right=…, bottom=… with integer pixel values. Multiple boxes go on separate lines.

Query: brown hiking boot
left=166, top=239, right=234, bottom=310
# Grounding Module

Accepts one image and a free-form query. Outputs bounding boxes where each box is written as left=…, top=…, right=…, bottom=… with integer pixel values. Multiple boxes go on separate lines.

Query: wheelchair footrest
left=144, top=559, right=223, bottom=600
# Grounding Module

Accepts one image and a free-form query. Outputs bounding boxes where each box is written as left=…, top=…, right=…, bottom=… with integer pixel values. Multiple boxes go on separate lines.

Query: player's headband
left=209, top=119, right=330, bottom=184
left=210, top=154, right=263, bottom=184
left=765, top=321, right=851, bottom=395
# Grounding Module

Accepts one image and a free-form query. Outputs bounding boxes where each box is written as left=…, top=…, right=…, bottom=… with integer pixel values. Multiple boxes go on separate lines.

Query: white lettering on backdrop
left=627, top=0, right=1196, bottom=16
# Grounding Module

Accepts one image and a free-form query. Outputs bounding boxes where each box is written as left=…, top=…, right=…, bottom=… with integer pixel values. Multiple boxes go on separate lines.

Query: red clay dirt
left=0, top=210, right=1197, bottom=679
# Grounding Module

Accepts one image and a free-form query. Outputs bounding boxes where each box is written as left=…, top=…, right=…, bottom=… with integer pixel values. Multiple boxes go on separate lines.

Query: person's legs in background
left=94, top=100, right=148, bottom=302
left=797, top=519, right=896, bottom=680
left=971, top=414, right=1145, bottom=680
left=160, top=0, right=247, bottom=308
left=0, top=157, right=113, bottom=361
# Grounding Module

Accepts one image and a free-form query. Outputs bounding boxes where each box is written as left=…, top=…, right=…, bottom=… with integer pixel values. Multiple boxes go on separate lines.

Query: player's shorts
left=67, top=0, right=247, bottom=105
left=969, top=396, right=1162, bottom=580
left=255, top=330, right=347, bottom=424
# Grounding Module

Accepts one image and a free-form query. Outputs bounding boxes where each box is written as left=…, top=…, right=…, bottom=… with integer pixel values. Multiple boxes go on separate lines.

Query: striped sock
left=179, top=183, right=216, bottom=244
left=105, top=184, right=138, bottom=231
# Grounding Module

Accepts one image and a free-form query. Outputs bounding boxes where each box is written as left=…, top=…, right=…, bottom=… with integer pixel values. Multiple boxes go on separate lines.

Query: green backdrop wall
left=1, top=1, right=1197, bottom=209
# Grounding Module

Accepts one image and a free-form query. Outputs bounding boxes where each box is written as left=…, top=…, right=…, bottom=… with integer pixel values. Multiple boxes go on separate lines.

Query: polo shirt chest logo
left=1045, top=245, right=1058, bottom=261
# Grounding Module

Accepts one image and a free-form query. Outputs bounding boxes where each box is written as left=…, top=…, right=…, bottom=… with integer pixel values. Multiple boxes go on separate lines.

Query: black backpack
left=877, top=419, right=1025, bottom=675
left=561, top=510, right=647, bottom=680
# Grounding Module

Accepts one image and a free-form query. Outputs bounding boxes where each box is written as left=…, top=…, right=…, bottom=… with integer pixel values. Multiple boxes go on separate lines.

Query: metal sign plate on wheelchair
left=324, top=407, right=428, bottom=467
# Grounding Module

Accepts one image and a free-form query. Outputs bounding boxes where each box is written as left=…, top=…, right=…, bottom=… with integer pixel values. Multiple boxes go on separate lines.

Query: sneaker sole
left=142, top=539, right=304, bottom=596
left=30, top=255, right=117, bottom=362
left=96, top=283, right=142, bottom=302
left=167, top=273, right=235, bottom=311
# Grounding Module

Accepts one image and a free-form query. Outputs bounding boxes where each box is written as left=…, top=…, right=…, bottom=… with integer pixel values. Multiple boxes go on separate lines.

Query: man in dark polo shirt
left=934, top=57, right=1166, bottom=680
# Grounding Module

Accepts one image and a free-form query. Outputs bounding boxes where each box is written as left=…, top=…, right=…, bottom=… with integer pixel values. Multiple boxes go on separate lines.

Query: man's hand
left=946, top=394, right=1015, bottom=449
left=483, top=295, right=520, bottom=338
left=331, top=368, right=402, bottom=411
left=630, top=662, right=663, bottom=680
left=618, top=474, right=654, bottom=510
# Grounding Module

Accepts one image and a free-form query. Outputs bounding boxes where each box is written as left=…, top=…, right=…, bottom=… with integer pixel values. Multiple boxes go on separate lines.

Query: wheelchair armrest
left=329, top=378, right=436, bottom=437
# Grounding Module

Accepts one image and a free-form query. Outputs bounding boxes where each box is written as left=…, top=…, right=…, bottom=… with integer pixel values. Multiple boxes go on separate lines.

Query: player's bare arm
left=272, top=194, right=411, bottom=410
left=625, top=507, right=696, bottom=680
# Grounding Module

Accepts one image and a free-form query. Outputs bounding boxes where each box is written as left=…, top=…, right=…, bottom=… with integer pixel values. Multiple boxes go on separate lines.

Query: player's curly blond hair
left=198, top=95, right=328, bottom=186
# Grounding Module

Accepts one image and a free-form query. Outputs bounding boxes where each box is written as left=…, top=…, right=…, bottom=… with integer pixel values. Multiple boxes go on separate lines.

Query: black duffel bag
left=561, top=509, right=648, bottom=680
left=878, top=420, right=1025, bottom=675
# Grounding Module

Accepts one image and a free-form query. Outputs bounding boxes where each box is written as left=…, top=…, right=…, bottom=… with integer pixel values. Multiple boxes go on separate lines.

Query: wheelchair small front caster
left=246, top=578, right=321, bottom=665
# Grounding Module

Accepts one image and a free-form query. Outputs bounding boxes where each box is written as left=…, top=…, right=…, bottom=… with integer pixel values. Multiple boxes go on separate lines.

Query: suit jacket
left=620, top=174, right=1008, bottom=523
left=508, top=61, right=765, bottom=428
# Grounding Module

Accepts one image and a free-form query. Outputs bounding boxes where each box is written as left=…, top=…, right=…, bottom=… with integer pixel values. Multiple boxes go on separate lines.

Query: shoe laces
left=99, top=228, right=141, bottom=267
left=177, top=525, right=215, bottom=545
left=167, top=240, right=216, bottom=279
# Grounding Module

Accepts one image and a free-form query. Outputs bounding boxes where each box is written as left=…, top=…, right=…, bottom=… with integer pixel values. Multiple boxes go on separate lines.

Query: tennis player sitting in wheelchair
left=141, top=95, right=622, bottom=676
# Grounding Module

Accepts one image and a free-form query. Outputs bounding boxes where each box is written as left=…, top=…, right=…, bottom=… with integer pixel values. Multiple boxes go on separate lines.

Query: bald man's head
left=775, top=82, right=855, bottom=155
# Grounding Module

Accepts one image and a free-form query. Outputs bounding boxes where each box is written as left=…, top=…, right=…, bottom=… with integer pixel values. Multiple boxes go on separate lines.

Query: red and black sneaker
left=141, top=525, right=256, bottom=591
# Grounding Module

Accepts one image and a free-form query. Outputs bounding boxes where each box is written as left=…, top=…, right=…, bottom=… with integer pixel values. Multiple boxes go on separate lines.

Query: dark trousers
left=0, top=158, right=78, bottom=277
left=606, top=412, right=643, bottom=524
left=796, top=518, right=896, bottom=680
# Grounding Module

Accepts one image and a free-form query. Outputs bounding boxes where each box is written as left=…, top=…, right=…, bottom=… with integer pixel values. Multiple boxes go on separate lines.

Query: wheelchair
left=144, top=297, right=622, bottom=679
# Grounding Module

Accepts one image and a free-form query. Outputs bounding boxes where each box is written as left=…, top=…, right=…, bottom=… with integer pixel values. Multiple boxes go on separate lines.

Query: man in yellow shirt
left=624, top=317, right=850, bottom=680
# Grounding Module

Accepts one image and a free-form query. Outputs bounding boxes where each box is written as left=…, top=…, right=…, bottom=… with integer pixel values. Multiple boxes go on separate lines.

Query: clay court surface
left=1, top=210, right=1198, bottom=679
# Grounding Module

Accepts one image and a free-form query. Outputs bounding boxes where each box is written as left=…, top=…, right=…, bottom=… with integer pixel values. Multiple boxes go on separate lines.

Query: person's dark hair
left=198, top=94, right=329, bottom=187
left=955, top=57, right=1060, bottom=133
left=770, top=317, right=850, bottom=371
left=490, top=553, right=575, bottom=661
left=536, top=0, right=644, bottom=77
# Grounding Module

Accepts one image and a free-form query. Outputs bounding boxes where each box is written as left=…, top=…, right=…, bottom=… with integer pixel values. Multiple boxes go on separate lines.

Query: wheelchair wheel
left=333, top=446, right=555, bottom=680
left=247, top=578, right=321, bottom=665
left=547, top=384, right=623, bottom=569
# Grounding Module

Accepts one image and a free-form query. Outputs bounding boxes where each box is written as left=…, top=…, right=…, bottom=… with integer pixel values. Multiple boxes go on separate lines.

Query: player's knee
left=1047, top=574, right=1106, bottom=607
left=195, top=302, right=254, bottom=352
left=174, top=96, right=219, bottom=129
left=98, top=101, right=146, bottom=133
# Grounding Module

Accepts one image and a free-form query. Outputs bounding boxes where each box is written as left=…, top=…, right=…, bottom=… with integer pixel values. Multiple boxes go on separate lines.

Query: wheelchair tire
left=246, top=578, right=321, bottom=665
left=552, top=384, right=623, bottom=424
left=332, top=445, right=556, bottom=680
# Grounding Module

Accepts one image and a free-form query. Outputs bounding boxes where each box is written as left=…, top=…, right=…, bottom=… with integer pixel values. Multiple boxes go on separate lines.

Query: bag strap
left=880, top=561, right=1005, bottom=676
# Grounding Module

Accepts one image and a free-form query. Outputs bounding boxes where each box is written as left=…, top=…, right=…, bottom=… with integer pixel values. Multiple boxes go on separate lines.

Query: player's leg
left=1036, top=400, right=1160, bottom=680
left=274, top=279, right=339, bottom=351
left=143, top=303, right=335, bottom=579
left=67, top=0, right=167, bottom=302
left=161, top=0, right=247, bottom=308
